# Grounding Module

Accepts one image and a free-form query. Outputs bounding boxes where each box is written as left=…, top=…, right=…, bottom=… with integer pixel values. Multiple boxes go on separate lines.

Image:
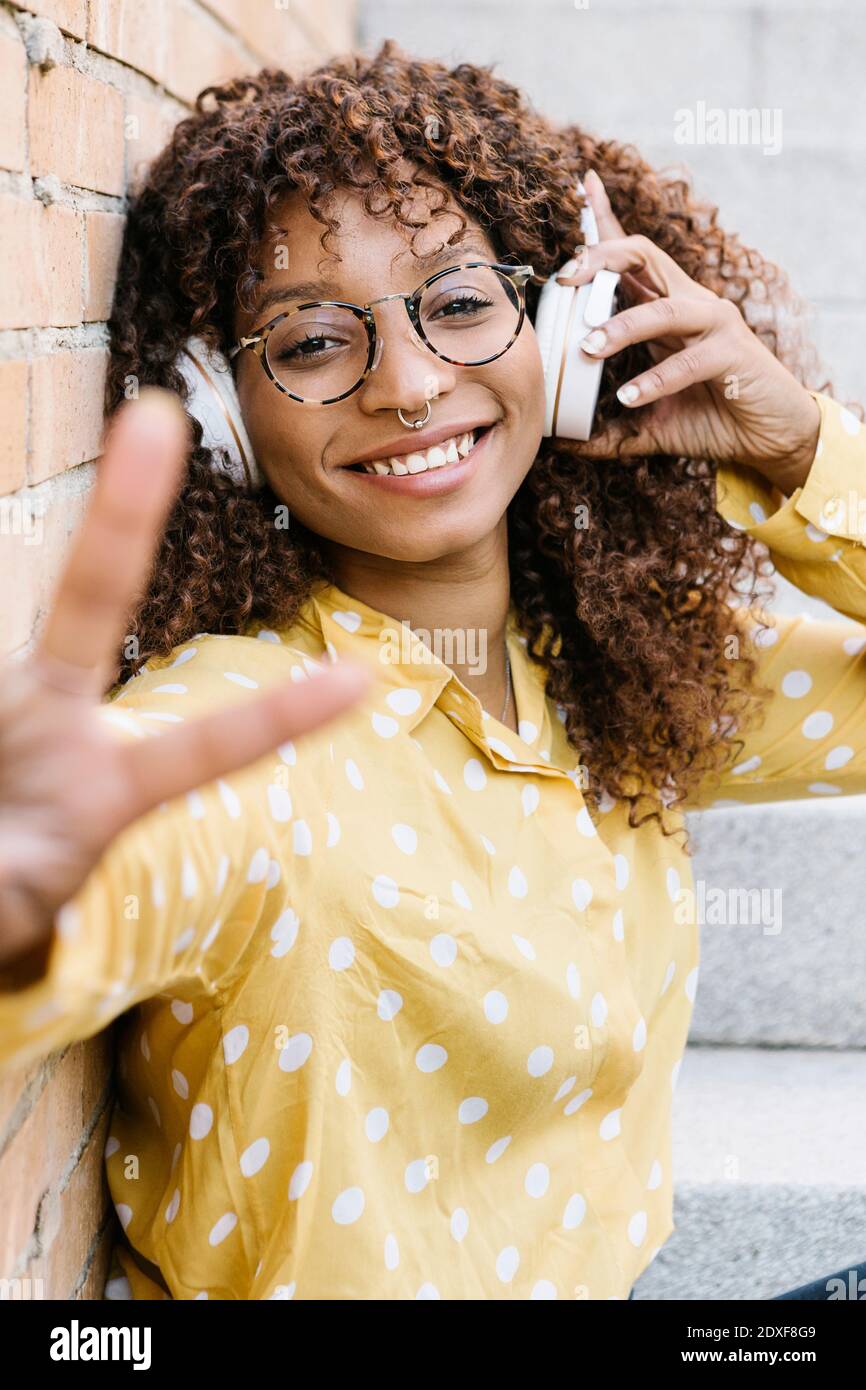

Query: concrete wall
left=359, top=0, right=866, bottom=1297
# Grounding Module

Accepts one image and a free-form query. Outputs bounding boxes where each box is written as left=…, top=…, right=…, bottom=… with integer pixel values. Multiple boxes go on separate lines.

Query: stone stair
left=633, top=799, right=866, bottom=1299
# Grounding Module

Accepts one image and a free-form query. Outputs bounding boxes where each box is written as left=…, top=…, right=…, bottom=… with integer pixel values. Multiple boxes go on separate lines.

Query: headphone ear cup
left=535, top=228, right=620, bottom=441
left=534, top=259, right=578, bottom=437
left=175, top=336, right=261, bottom=488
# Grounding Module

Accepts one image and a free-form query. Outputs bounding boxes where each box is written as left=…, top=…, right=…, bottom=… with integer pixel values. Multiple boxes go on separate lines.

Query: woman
left=1, top=40, right=865, bottom=1301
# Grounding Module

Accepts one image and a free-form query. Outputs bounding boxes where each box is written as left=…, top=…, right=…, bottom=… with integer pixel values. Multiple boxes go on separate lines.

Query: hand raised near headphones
left=562, top=169, right=821, bottom=492
left=0, top=390, right=370, bottom=970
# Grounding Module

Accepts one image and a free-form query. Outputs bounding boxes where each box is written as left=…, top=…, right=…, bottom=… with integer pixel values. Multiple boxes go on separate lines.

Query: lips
left=339, top=420, right=496, bottom=472
left=340, top=422, right=496, bottom=495
left=345, top=428, right=482, bottom=476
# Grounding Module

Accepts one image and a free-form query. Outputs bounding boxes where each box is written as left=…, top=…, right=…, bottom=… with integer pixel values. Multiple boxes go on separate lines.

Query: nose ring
left=397, top=401, right=432, bottom=430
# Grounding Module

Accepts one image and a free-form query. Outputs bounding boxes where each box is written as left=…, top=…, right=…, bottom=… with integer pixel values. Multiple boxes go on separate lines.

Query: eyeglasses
left=227, top=261, right=535, bottom=405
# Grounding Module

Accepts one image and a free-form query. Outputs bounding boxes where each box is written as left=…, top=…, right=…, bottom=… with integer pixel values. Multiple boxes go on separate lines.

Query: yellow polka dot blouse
left=2, top=390, right=866, bottom=1301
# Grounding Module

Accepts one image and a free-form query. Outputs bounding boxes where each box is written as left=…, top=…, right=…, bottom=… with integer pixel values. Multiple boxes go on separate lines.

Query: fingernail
left=617, top=383, right=640, bottom=405
left=581, top=329, right=607, bottom=354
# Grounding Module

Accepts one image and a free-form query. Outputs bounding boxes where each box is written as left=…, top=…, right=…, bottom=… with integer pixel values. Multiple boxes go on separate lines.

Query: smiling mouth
left=343, top=426, right=492, bottom=477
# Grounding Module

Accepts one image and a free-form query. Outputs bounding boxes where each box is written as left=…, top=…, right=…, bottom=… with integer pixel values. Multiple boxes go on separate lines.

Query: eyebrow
left=249, top=240, right=494, bottom=322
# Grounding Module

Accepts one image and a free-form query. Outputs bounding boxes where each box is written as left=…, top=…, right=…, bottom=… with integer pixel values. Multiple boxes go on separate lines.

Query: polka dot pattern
left=52, top=445, right=866, bottom=1300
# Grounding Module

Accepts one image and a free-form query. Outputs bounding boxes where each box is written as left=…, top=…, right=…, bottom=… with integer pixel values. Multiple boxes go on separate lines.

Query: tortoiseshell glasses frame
left=227, top=261, right=537, bottom=405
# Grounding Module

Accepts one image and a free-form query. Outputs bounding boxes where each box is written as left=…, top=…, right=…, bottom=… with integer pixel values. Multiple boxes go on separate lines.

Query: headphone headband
left=175, top=335, right=262, bottom=488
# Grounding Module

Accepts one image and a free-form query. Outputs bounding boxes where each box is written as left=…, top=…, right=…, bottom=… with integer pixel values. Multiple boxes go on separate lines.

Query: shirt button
left=820, top=496, right=844, bottom=528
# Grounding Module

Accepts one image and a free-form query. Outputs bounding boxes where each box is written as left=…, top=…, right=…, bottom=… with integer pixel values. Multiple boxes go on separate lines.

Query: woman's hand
left=0, top=389, right=370, bottom=969
left=558, top=169, right=821, bottom=493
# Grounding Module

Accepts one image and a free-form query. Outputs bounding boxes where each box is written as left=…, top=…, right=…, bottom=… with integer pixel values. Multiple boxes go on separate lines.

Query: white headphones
left=174, top=177, right=618, bottom=483
left=175, top=335, right=262, bottom=488
left=534, top=178, right=620, bottom=440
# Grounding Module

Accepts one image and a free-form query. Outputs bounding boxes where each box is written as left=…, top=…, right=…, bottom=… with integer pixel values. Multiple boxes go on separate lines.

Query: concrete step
left=685, top=798, right=866, bottom=1049
left=632, top=1045, right=866, bottom=1299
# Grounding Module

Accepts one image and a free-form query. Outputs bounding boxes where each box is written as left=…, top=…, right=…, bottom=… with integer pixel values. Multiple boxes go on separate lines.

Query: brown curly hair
left=104, top=37, right=835, bottom=833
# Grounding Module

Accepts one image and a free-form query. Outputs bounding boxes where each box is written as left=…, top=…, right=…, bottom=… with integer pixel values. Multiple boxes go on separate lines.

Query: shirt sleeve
left=690, top=390, right=866, bottom=807
left=0, top=664, right=295, bottom=1074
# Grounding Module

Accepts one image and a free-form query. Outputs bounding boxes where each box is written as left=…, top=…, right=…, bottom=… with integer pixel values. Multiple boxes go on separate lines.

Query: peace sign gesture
left=563, top=169, right=820, bottom=492
left=0, top=390, right=370, bottom=969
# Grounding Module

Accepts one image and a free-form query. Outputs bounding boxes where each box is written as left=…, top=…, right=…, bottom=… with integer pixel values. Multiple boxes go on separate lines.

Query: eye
left=436, top=291, right=497, bottom=318
left=274, top=333, right=346, bottom=363
left=422, top=290, right=497, bottom=328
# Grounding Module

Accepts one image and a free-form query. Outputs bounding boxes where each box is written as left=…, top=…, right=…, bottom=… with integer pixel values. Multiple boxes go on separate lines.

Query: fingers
left=582, top=168, right=626, bottom=241
left=618, top=271, right=662, bottom=305
left=556, top=233, right=701, bottom=301
left=33, top=389, right=191, bottom=700
left=578, top=296, right=731, bottom=362
left=116, top=659, right=372, bottom=823
left=613, top=337, right=735, bottom=410
left=0, top=879, right=54, bottom=970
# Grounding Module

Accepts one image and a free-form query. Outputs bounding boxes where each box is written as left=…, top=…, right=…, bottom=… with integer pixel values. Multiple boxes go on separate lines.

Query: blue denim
left=770, top=1258, right=866, bottom=1300
left=627, top=1257, right=866, bottom=1301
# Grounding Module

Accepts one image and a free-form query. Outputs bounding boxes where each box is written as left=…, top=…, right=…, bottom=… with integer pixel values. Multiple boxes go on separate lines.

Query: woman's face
left=232, top=185, right=546, bottom=563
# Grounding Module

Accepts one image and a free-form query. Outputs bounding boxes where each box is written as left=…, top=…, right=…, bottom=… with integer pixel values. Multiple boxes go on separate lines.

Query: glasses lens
left=419, top=266, right=522, bottom=364
left=265, top=306, right=370, bottom=402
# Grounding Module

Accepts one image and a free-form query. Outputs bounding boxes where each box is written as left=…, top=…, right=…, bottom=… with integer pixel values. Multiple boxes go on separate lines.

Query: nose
left=357, top=299, right=457, bottom=417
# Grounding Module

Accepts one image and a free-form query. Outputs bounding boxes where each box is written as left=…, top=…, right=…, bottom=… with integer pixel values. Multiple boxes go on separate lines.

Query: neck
left=322, top=523, right=513, bottom=721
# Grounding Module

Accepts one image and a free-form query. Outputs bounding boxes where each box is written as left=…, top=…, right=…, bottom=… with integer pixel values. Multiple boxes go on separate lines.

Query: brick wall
left=0, top=0, right=356, bottom=1301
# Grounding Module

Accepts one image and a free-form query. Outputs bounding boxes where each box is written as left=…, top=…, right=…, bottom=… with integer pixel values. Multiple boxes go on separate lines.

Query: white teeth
left=354, top=429, right=481, bottom=476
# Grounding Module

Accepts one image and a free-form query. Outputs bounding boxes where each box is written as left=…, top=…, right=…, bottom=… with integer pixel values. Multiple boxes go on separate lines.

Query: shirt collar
left=294, top=579, right=576, bottom=778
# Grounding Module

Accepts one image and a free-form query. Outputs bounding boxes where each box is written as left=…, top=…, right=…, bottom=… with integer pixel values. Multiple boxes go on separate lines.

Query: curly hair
left=104, top=37, right=836, bottom=834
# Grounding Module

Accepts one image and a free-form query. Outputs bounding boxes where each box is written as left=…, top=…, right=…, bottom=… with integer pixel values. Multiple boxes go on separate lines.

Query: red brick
left=0, top=196, right=84, bottom=330
left=87, top=0, right=172, bottom=90
left=124, top=89, right=182, bottom=196
left=25, top=1103, right=111, bottom=1298
left=0, top=1054, right=46, bottom=1152
left=29, top=65, right=124, bottom=196
left=0, top=359, right=28, bottom=493
left=200, top=0, right=324, bottom=69
left=163, top=5, right=249, bottom=107
left=0, top=30, right=27, bottom=173
left=0, top=1033, right=111, bottom=1276
left=0, top=457, right=92, bottom=657
left=8, top=0, right=87, bottom=40
left=291, top=0, right=356, bottom=57
left=29, top=348, right=108, bottom=484
left=84, top=211, right=124, bottom=323
left=75, top=1211, right=115, bottom=1300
